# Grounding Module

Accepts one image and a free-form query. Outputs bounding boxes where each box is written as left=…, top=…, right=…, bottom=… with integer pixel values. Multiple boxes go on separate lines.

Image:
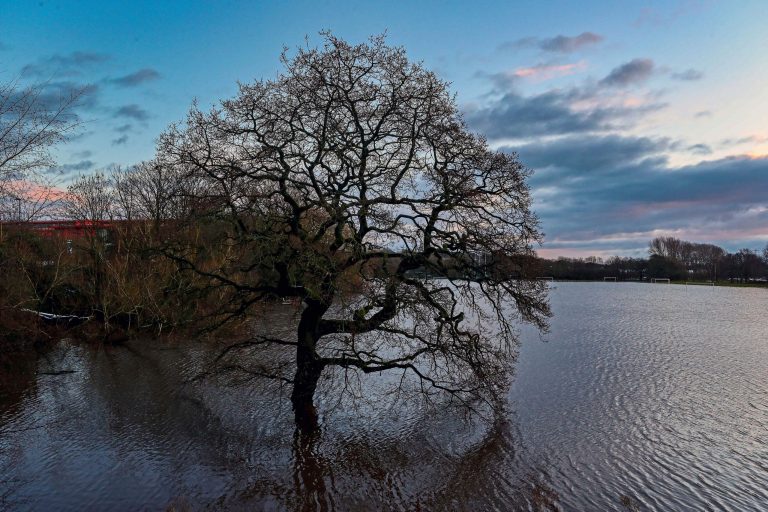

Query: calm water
left=1, top=282, right=766, bottom=511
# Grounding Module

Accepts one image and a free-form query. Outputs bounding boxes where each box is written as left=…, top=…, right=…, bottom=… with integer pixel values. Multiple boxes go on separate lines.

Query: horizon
left=2, top=0, right=767, bottom=257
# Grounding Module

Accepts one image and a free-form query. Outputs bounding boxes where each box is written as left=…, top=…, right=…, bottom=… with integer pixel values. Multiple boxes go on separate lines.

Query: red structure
left=1, top=220, right=113, bottom=239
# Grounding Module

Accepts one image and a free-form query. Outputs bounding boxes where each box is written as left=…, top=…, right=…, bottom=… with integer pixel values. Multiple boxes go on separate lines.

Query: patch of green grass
left=670, top=280, right=767, bottom=288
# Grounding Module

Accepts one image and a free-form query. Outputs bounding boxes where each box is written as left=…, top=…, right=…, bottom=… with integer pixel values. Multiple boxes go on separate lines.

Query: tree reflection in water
left=268, top=406, right=554, bottom=512
left=0, top=331, right=558, bottom=511
left=292, top=429, right=332, bottom=512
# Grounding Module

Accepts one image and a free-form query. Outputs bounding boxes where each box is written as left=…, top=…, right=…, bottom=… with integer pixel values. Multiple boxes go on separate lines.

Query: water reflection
left=0, top=337, right=547, bottom=511
left=1, top=283, right=767, bottom=511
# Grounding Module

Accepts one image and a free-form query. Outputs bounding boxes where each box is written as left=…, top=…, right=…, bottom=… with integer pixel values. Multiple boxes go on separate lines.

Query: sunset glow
left=2, top=0, right=766, bottom=256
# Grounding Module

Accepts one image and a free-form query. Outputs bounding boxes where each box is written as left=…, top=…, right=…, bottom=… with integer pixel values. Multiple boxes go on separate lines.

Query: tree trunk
left=291, top=300, right=327, bottom=433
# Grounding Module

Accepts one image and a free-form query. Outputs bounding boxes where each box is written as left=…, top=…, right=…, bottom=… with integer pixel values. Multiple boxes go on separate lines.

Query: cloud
left=687, top=143, right=712, bottom=154
left=504, top=32, right=604, bottom=53
left=513, top=135, right=768, bottom=254
left=694, top=110, right=711, bottom=118
left=5, top=81, right=101, bottom=119
left=634, top=2, right=710, bottom=28
left=671, top=68, right=704, bottom=81
left=599, top=58, right=655, bottom=87
left=21, top=51, right=110, bottom=78
left=466, top=87, right=665, bottom=139
left=112, top=135, right=129, bottom=145
left=114, top=104, right=149, bottom=121
left=52, top=160, right=95, bottom=175
left=540, top=32, right=604, bottom=53
left=50, top=82, right=101, bottom=111
left=720, top=135, right=768, bottom=147
left=72, top=150, right=93, bottom=159
left=512, top=62, right=587, bottom=81
left=480, top=62, right=586, bottom=91
left=509, top=135, right=670, bottom=179
left=109, top=68, right=161, bottom=87
left=114, top=124, right=133, bottom=133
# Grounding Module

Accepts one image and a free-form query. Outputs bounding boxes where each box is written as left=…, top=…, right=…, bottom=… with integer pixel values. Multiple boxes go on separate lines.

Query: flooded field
left=1, top=282, right=766, bottom=511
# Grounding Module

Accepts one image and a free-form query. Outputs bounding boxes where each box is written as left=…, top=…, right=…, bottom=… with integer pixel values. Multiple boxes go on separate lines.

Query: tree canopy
left=158, top=34, right=550, bottom=431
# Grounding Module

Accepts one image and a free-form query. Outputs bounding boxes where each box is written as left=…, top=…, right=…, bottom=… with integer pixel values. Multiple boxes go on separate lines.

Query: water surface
left=1, top=282, right=766, bottom=511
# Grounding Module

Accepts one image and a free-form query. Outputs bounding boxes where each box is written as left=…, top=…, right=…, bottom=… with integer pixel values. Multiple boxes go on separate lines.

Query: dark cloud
left=540, top=32, right=604, bottom=53
left=112, top=135, right=129, bottom=146
left=509, top=135, right=670, bottom=179
left=671, top=68, right=704, bottom=81
left=109, top=68, right=161, bottom=87
left=53, top=160, right=95, bottom=175
left=21, top=51, right=110, bottom=78
left=720, top=135, right=768, bottom=147
left=479, top=70, right=520, bottom=92
left=511, top=133, right=768, bottom=254
left=49, top=82, right=100, bottom=111
left=114, top=104, right=150, bottom=121
left=67, top=130, right=96, bottom=142
left=599, top=58, right=655, bottom=87
left=504, top=32, right=604, bottom=53
left=687, top=143, right=712, bottom=155
left=694, top=110, right=711, bottom=118
left=466, top=88, right=665, bottom=139
left=72, top=150, right=93, bottom=159
left=114, top=124, right=133, bottom=133
left=5, top=81, right=101, bottom=120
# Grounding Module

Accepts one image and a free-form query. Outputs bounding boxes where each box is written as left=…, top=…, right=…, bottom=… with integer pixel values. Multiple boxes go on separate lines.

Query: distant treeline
left=535, top=237, right=768, bottom=283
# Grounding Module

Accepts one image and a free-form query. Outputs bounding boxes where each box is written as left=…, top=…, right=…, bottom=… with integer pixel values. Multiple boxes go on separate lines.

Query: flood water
left=1, top=282, right=767, bottom=511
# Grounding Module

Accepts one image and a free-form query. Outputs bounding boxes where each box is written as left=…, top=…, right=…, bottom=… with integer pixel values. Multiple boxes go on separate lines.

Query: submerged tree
left=159, top=34, right=549, bottom=431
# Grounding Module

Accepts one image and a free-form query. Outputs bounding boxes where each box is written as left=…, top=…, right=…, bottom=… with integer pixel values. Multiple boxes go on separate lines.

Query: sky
left=1, top=0, right=767, bottom=257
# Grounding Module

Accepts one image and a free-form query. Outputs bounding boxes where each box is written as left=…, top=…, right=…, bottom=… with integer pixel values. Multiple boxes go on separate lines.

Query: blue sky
left=2, top=0, right=767, bottom=257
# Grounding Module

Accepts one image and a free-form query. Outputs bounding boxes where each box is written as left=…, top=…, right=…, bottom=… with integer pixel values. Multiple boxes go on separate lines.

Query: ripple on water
left=1, top=282, right=767, bottom=510
left=511, top=282, right=768, bottom=511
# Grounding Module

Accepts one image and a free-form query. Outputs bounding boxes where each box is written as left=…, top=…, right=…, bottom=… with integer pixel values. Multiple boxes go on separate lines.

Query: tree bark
left=291, top=300, right=327, bottom=433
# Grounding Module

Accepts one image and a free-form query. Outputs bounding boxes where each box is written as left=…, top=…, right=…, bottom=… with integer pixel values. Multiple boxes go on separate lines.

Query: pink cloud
left=3, top=180, right=67, bottom=202
left=512, top=61, right=587, bottom=82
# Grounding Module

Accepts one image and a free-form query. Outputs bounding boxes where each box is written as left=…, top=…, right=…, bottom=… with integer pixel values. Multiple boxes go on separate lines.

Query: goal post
left=651, top=278, right=670, bottom=284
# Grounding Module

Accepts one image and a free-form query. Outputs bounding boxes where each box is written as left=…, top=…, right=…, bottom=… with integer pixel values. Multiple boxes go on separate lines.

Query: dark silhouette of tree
left=63, top=173, right=115, bottom=325
left=647, top=254, right=684, bottom=280
left=157, top=34, right=549, bottom=431
left=649, top=236, right=727, bottom=281
left=725, top=248, right=763, bottom=283
left=112, top=161, right=185, bottom=236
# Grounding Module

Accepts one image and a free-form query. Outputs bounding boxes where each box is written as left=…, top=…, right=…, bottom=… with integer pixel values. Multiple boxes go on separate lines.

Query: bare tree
left=159, top=34, right=550, bottom=431
left=0, top=79, right=83, bottom=181
left=0, top=79, right=85, bottom=226
left=0, top=175, right=61, bottom=222
left=649, top=236, right=684, bottom=261
left=62, top=172, right=115, bottom=324
left=64, top=172, right=114, bottom=223
left=111, top=165, right=138, bottom=223
left=118, top=160, right=183, bottom=234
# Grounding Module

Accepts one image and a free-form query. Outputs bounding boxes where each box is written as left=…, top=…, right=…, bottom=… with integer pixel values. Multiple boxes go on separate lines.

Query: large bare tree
left=159, top=34, right=549, bottom=431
